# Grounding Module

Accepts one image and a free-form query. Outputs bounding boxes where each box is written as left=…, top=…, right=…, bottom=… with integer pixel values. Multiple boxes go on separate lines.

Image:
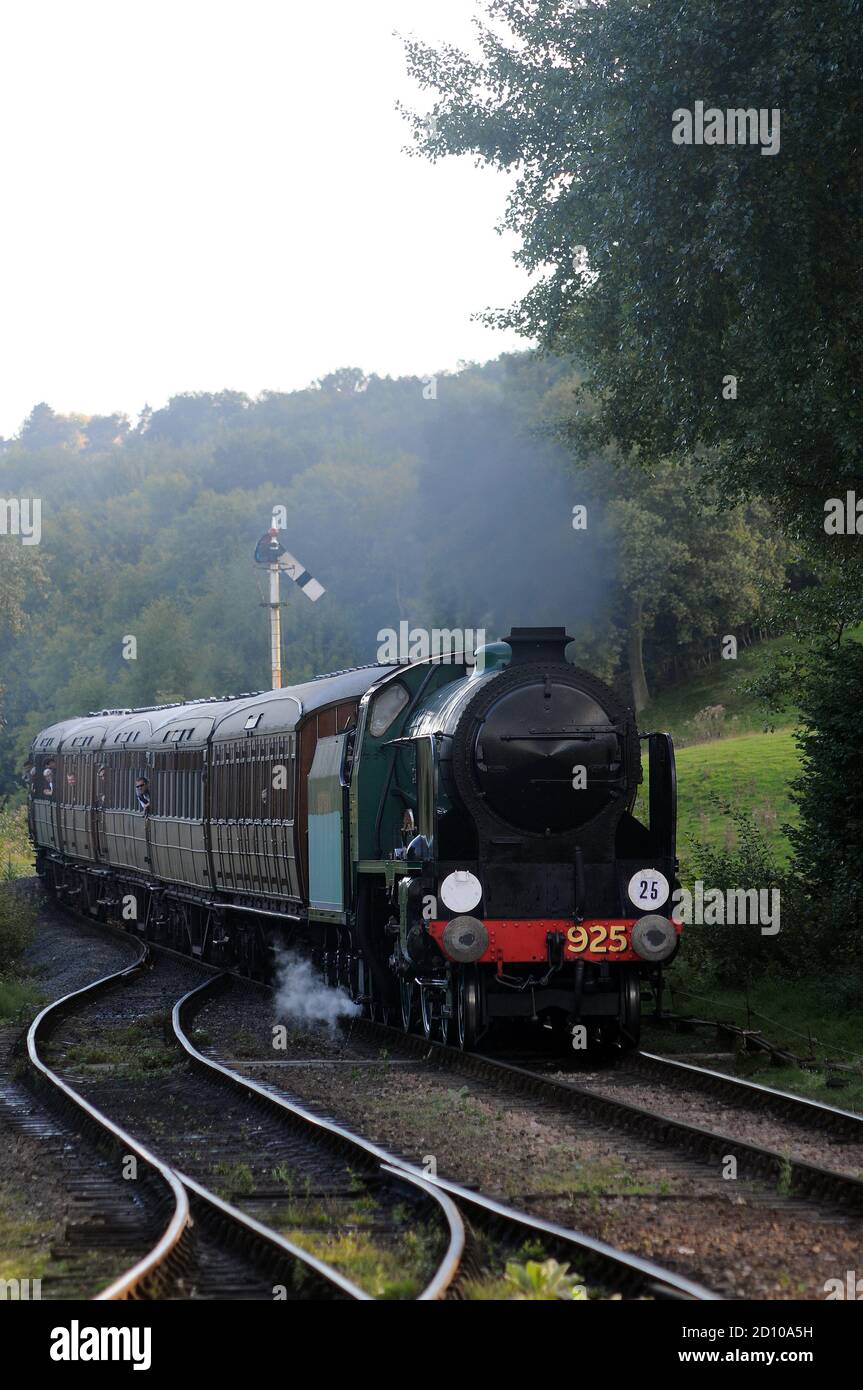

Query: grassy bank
left=641, top=635, right=797, bottom=748
left=675, top=729, right=799, bottom=869
left=0, top=806, right=33, bottom=879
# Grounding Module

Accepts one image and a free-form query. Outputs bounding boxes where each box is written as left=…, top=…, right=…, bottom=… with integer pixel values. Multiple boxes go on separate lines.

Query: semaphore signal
left=254, top=518, right=326, bottom=690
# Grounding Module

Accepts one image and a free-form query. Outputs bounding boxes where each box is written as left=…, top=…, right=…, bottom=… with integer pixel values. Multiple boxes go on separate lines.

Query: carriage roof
left=30, top=664, right=394, bottom=755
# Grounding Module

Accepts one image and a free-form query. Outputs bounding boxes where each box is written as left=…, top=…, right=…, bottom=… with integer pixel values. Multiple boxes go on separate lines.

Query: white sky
left=0, top=0, right=532, bottom=437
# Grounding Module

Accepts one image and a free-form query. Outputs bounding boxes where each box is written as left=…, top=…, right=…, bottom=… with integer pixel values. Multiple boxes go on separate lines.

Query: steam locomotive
left=28, top=627, right=680, bottom=1050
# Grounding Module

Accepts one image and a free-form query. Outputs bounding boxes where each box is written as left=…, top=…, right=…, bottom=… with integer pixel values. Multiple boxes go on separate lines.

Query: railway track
left=630, top=1048, right=863, bottom=1141
left=14, top=898, right=719, bottom=1300
left=174, top=969, right=717, bottom=1300
left=23, top=939, right=457, bottom=1300
left=185, top=982, right=863, bottom=1296
left=17, top=894, right=863, bottom=1298
left=335, top=1018, right=863, bottom=1215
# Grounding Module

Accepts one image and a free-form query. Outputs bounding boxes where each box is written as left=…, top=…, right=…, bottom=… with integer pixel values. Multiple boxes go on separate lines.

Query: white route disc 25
left=627, top=868, right=670, bottom=911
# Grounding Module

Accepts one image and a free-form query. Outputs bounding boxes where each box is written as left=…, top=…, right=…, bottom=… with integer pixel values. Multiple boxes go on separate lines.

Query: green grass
left=0, top=976, right=43, bottom=1023
left=633, top=636, right=804, bottom=869
left=641, top=635, right=798, bottom=748
left=0, top=883, right=38, bottom=976
left=214, top=1161, right=255, bottom=1196
left=0, top=1177, right=135, bottom=1298
left=462, top=1257, right=587, bottom=1301
left=674, top=729, right=800, bottom=869
left=663, top=974, right=863, bottom=1063
left=54, top=1016, right=178, bottom=1076
left=633, top=726, right=801, bottom=871
left=0, top=1183, right=54, bottom=1287
left=0, top=807, right=33, bottom=879
left=514, top=1150, right=670, bottom=1202
left=645, top=975, right=863, bottom=1113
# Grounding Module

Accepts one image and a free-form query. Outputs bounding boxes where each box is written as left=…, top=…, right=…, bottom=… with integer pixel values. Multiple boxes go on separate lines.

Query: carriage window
left=174, top=750, right=203, bottom=820
left=62, top=756, right=80, bottom=806
left=267, top=733, right=294, bottom=820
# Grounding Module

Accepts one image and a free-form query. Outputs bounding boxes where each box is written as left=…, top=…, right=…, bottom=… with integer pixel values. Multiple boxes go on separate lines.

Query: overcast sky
left=0, top=0, right=532, bottom=437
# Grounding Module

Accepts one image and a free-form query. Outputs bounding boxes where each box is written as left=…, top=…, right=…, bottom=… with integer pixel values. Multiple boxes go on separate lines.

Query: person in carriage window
left=43, top=762, right=55, bottom=796
left=135, top=776, right=151, bottom=814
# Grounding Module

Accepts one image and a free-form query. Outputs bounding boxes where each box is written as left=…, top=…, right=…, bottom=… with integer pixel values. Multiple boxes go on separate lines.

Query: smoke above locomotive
left=27, top=626, right=680, bottom=1051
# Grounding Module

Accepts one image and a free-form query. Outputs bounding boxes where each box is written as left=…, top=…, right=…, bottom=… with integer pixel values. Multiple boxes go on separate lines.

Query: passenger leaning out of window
left=135, top=776, right=151, bottom=814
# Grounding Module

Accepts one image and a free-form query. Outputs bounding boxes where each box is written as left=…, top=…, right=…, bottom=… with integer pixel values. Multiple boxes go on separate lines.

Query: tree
left=402, top=0, right=863, bottom=918
left=0, top=354, right=788, bottom=794
left=18, top=402, right=85, bottom=450
left=84, top=414, right=130, bottom=452
left=140, top=391, right=252, bottom=444
left=0, top=540, right=42, bottom=637
left=586, top=461, right=786, bottom=710
left=115, top=597, right=195, bottom=707
left=788, top=639, right=863, bottom=964
left=541, top=373, right=787, bottom=709
left=0, top=539, right=46, bottom=743
left=316, top=367, right=370, bottom=396
left=401, top=0, right=863, bottom=542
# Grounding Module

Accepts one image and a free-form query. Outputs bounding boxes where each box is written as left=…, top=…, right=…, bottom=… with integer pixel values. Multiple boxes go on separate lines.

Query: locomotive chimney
left=500, top=627, right=573, bottom=666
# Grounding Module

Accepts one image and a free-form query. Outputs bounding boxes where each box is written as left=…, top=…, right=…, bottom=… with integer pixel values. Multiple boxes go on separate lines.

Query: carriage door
left=93, top=757, right=108, bottom=862
left=81, top=751, right=96, bottom=859
left=144, top=750, right=156, bottom=872
left=308, top=733, right=351, bottom=915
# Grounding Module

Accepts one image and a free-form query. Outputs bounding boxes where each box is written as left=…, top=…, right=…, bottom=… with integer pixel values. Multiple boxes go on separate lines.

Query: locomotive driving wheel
left=420, top=981, right=451, bottom=1043
left=618, top=966, right=642, bottom=1050
left=419, top=982, right=435, bottom=1041
left=456, top=965, right=481, bottom=1050
left=399, top=977, right=418, bottom=1032
left=438, top=986, right=454, bottom=1045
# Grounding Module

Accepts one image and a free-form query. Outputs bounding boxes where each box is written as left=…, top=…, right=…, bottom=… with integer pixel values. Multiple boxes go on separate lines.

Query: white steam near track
left=273, top=949, right=360, bottom=1032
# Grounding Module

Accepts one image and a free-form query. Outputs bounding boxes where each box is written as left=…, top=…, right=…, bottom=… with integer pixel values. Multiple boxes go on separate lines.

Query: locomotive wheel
left=420, top=982, right=450, bottom=1042
left=618, top=966, right=642, bottom=1050
left=437, top=981, right=454, bottom=1046
left=420, top=983, right=435, bottom=1041
left=456, top=966, right=481, bottom=1050
left=399, top=977, right=418, bottom=1033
